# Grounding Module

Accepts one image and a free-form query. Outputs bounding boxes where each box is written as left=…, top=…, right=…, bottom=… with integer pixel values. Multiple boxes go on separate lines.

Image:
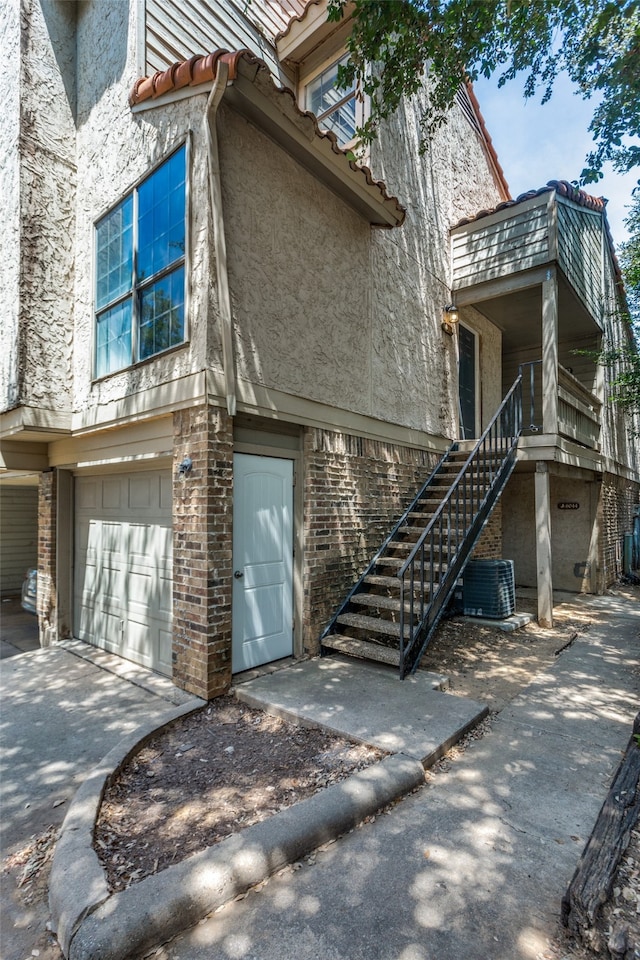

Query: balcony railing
left=557, top=365, right=601, bottom=450
left=518, top=361, right=601, bottom=450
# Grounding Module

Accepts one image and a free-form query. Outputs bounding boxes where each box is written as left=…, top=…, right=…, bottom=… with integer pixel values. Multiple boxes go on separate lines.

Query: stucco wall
left=16, top=0, right=76, bottom=414
left=0, top=0, right=21, bottom=412
left=219, top=85, right=504, bottom=438
left=220, top=106, right=373, bottom=416
left=502, top=472, right=600, bottom=593
left=72, top=1, right=216, bottom=414
left=69, top=1, right=504, bottom=442
left=369, top=94, right=505, bottom=437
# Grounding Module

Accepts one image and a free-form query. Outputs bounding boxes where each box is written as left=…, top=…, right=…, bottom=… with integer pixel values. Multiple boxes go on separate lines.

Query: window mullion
left=96, top=288, right=134, bottom=318
left=132, top=185, right=139, bottom=364
left=317, top=89, right=356, bottom=122
left=136, top=256, right=186, bottom=293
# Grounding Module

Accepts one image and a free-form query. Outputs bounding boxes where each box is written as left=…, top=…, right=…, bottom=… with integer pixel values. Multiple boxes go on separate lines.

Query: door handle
left=234, top=570, right=244, bottom=579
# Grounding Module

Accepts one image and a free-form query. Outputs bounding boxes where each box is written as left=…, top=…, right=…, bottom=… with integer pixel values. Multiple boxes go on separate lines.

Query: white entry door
left=232, top=454, right=294, bottom=673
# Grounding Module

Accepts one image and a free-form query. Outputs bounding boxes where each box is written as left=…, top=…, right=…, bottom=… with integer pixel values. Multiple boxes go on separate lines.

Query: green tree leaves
left=328, top=0, right=640, bottom=182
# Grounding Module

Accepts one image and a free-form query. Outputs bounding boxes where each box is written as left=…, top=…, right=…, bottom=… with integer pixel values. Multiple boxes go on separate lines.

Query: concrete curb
left=52, top=744, right=424, bottom=960
left=49, top=700, right=204, bottom=956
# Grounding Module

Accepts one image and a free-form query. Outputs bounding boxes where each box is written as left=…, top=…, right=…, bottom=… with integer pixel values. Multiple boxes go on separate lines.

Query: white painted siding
left=0, top=487, right=38, bottom=595
left=145, top=0, right=304, bottom=78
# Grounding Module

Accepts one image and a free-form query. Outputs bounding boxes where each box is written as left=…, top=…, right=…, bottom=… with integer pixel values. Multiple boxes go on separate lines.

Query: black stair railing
left=319, top=445, right=459, bottom=647
left=397, top=369, right=527, bottom=678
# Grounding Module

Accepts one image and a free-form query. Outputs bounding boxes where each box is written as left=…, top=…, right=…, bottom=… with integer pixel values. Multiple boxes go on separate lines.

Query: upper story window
left=305, top=52, right=358, bottom=144
left=95, top=145, right=186, bottom=379
left=303, top=52, right=365, bottom=147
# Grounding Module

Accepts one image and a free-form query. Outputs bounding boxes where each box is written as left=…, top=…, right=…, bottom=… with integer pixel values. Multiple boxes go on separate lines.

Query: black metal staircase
left=321, top=368, right=528, bottom=678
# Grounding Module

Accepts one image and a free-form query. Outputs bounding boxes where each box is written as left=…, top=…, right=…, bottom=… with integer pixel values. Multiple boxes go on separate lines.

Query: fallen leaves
left=2, top=825, right=60, bottom=903
left=95, top=697, right=385, bottom=892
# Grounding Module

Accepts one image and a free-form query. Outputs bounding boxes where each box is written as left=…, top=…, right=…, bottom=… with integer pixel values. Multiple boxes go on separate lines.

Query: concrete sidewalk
left=5, top=590, right=639, bottom=960
left=151, top=595, right=639, bottom=960
left=49, top=660, right=488, bottom=960
left=0, top=639, right=203, bottom=960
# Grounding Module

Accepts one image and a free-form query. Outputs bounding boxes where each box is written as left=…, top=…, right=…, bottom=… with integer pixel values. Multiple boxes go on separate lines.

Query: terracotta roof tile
left=129, top=49, right=405, bottom=226
left=452, top=179, right=607, bottom=229
left=130, top=50, right=242, bottom=107
left=464, top=83, right=510, bottom=201
left=275, top=0, right=324, bottom=42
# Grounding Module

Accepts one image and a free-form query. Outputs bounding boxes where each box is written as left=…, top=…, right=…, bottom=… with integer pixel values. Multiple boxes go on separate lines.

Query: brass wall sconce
left=441, top=303, right=459, bottom=335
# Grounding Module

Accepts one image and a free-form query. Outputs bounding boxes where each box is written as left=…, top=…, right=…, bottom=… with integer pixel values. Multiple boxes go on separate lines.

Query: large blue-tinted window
left=96, top=199, right=133, bottom=310
left=96, top=301, right=132, bottom=379
left=139, top=267, right=185, bottom=360
left=95, top=145, right=186, bottom=377
left=138, top=149, right=186, bottom=282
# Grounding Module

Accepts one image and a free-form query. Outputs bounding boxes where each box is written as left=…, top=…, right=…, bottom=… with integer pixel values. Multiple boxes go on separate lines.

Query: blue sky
left=472, top=72, right=638, bottom=247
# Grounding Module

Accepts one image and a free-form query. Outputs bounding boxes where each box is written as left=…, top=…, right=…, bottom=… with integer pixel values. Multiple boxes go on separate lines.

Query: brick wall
left=472, top=502, right=503, bottom=559
left=302, top=428, right=440, bottom=653
left=172, top=404, right=233, bottom=700
left=600, top=473, right=640, bottom=586
left=37, top=469, right=56, bottom=646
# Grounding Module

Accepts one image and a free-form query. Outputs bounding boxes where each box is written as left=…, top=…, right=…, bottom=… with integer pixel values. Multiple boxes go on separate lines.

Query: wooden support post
left=535, top=462, right=554, bottom=627
left=542, top=267, right=559, bottom=435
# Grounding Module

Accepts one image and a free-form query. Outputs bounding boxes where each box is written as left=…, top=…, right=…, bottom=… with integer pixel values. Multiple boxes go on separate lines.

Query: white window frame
left=301, top=48, right=369, bottom=152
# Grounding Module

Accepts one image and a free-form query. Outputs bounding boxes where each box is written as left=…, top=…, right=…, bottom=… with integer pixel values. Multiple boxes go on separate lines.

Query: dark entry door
left=458, top=325, right=477, bottom=439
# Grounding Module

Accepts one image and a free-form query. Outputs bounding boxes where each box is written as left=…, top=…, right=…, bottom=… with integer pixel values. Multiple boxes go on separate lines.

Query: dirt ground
left=4, top=585, right=639, bottom=960
left=92, top=588, right=629, bottom=895
left=95, top=698, right=385, bottom=890
left=419, top=593, right=594, bottom=712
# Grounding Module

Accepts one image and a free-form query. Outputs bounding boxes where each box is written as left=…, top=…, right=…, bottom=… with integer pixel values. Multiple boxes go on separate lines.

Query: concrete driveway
left=1, top=595, right=40, bottom=659
left=0, top=627, right=203, bottom=960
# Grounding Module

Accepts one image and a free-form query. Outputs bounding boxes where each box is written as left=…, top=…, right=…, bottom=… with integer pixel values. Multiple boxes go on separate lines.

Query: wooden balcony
left=557, top=365, right=601, bottom=450
left=518, top=360, right=601, bottom=453
left=451, top=183, right=615, bottom=466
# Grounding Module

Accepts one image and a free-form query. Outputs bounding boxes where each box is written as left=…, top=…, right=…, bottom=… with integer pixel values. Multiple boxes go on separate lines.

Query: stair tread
left=363, top=574, right=430, bottom=594
left=407, top=513, right=466, bottom=530
left=397, top=527, right=455, bottom=544
left=376, top=555, right=450, bottom=573
left=352, top=592, right=425, bottom=613
left=375, top=556, right=406, bottom=567
left=363, top=574, right=402, bottom=588
left=322, top=635, right=401, bottom=666
left=337, top=612, right=411, bottom=638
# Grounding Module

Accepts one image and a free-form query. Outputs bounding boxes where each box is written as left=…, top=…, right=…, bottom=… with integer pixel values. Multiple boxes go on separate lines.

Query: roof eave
left=130, top=51, right=405, bottom=229
left=228, top=58, right=404, bottom=227
left=276, top=0, right=356, bottom=64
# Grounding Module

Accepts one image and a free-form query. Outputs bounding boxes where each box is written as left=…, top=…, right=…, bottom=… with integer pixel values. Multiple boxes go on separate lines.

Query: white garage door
left=74, top=471, right=173, bottom=675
